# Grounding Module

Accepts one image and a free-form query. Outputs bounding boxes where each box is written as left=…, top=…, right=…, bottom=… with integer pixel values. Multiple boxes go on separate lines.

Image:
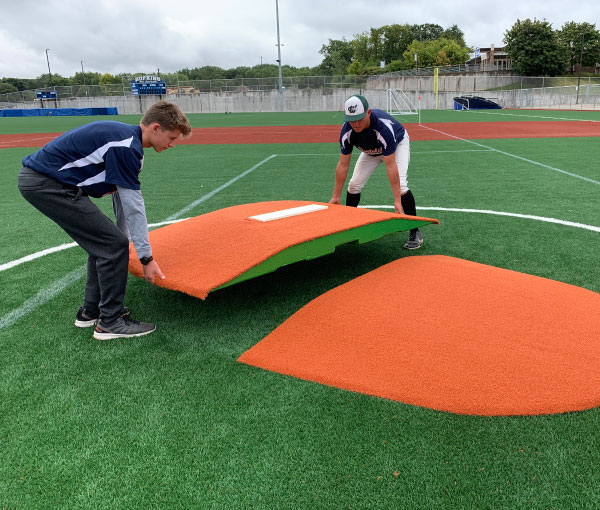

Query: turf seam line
left=166, top=154, right=277, bottom=220
left=0, top=265, right=86, bottom=331
left=419, top=124, right=600, bottom=185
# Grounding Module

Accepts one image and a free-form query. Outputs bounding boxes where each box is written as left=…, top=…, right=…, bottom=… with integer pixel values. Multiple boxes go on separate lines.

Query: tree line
left=1, top=19, right=599, bottom=95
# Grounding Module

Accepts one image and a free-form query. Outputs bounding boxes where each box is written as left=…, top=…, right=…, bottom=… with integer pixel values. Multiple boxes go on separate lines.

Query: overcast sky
left=1, top=0, right=598, bottom=79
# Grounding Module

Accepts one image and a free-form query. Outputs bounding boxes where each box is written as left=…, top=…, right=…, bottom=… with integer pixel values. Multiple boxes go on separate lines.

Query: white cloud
left=1, top=0, right=598, bottom=79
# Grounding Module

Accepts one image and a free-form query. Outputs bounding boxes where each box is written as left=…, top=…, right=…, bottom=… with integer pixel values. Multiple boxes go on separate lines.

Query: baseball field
left=1, top=108, right=599, bottom=508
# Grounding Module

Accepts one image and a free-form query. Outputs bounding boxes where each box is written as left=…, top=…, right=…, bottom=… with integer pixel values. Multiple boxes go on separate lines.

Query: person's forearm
left=116, top=186, right=151, bottom=258
left=385, top=165, right=402, bottom=202
left=332, top=163, right=349, bottom=199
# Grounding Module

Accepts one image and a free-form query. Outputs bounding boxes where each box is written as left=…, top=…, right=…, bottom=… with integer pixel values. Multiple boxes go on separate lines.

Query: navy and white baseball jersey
left=22, top=121, right=144, bottom=198
left=339, top=109, right=406, bottom=157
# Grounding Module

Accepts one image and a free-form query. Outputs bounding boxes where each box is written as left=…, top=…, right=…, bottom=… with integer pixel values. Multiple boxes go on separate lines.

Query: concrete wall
left=2, top=80, right=598, bottom=114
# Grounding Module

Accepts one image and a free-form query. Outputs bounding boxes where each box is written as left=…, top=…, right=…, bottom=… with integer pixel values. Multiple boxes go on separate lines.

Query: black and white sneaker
left=75, top=307, right=130, bottom=328
left=403, top=230, right=423, bottom=250
left=93, top=316, right=156, bottom=340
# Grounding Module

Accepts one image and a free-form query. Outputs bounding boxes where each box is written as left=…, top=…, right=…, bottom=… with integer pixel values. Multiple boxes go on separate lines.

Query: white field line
left=0, top=242, right=77, bottom=272
left=2, top=204, right=598, bottom=333
left=419, top=124, right=600, bottom=185
left=464, top=110, right=600, bottom=122
left=4, top=204, right=600, bottom=276
left=0, top=219, right=189, bottom=273
left=1, top=156, right=276, bottom=330
left=0, top=266, right=86, bottom=331
left=277, top=149, right=494, bottom=156
left=166, top=154, right=277, bottom=220
left=0, top=135, right=59, bottom=146
left=361, top=205, right=600, bottom=233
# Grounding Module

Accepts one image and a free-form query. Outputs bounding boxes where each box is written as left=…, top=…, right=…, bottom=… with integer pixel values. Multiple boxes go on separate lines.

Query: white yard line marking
left=0, top=242, right=77, bottom=272
left=0, top=219, right=189, bottom=273
left=166, top=155, right=277, bottom=220
left=420, top=124, right=600, bottom=185
left=0, top=135, right=59, bottom=146
left=277, top=149, right=494, bottom=156
left=0, top=266, right=86, bottom=331
left=464, top=110, right=600, bottom=122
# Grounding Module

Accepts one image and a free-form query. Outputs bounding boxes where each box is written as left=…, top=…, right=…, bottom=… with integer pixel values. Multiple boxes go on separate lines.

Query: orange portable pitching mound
left=129, top=201, right=439, bottom=299
left=238, top=255, right=600, bottom=416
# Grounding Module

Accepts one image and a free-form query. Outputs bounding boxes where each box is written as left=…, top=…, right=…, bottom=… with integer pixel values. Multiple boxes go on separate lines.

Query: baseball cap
left=343, top=95, right=369, bottom=122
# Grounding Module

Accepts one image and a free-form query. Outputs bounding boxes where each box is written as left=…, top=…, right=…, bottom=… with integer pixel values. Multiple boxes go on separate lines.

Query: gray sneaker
left=75, top=306, right=130, bottom=328
left=403, top=230, right=423, bottom=250
left=93, top=316, right=156, bottom=340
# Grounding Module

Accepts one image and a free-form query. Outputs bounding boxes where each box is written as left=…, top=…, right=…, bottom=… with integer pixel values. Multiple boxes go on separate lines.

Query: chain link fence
left=2, top=72, right=600, bottom=110
left=1, top=75, right=370, bottom=104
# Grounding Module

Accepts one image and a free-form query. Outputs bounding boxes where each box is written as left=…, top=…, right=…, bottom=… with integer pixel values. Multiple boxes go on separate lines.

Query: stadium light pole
left=45, top=49, right=53, bottom=88
left=81, top=60, right=88, bottom=97
left=576, top=33, right=585, bottom=105
left=275, top=0, right=283, bottom=112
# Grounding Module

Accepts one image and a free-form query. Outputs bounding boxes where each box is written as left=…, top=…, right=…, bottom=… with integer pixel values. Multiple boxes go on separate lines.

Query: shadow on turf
left=124, top=235, right=425, bottom=350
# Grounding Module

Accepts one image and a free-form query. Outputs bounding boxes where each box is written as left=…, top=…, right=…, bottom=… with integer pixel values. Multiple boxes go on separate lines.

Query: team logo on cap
left=348, top=104, right=358, bottom=113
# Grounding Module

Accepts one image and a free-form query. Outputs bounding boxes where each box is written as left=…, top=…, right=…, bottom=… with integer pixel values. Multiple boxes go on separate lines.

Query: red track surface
left=2, top=121, right=600, bottom=149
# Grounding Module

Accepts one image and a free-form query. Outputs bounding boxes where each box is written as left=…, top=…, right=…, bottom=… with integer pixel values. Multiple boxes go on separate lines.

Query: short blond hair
left=141, top=100, right=192, bottom=138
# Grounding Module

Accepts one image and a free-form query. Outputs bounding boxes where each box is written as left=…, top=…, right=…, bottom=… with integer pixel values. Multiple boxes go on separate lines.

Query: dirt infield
left=2, top=120, right=600, bottom=149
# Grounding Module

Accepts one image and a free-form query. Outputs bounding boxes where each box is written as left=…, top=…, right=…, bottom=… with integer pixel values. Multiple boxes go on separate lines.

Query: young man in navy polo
left=18, top=101, right=192, bottom=340
left=329, top=94, right=423, bottom=249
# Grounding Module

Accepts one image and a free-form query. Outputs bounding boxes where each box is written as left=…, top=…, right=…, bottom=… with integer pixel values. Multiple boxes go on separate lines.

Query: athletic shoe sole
left=75, top=318, right=97, bottom=328
left=93, top=326, right=156, bottom=341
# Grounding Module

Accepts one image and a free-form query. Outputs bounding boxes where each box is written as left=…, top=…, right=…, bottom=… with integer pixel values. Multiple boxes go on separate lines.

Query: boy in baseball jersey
left=329, top=94, right=423, bottom=249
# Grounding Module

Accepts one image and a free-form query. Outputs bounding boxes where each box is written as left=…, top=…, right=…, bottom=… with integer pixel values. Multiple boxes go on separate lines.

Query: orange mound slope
left=129, top=201, right=439, bottom=299
left=238, top=255, right=600, bottom=416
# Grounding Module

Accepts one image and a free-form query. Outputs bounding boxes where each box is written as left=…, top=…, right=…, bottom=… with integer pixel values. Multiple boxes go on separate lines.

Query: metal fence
left=2, top=73, right=600, bottom=110
left=0, top=75, right=370, bottom=104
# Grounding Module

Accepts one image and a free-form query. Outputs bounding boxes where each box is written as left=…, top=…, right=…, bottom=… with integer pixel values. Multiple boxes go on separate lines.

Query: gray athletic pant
left=18, top=167, right=129, bottom=324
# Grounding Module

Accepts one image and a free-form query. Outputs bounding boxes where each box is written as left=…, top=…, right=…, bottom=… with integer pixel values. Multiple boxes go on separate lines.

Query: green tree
left=346, top=60, right=365, bottom=75
left=181, top=66, right=226, bottom=81
left=558, top=22, right=600, bottom=73
left=402, top=39, right=470, bottom=69
left=411, top=23, right=444, bottom=42
left=318, top=38, right=354, bottom=74
left=442, top=24, right=467, bottom=47
left=72, top=72, right=100, bottom=86
left=0, top=81, right=18, bottom=94
left=99, top=73, right=120, bottom=85
left=504, top=18, right=567, bottom=75
left=381, top=24, right=416, bottom=63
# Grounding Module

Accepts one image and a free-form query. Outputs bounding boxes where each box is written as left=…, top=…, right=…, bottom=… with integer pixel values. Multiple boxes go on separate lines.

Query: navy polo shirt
left=22, top=121, right=144, bottom=198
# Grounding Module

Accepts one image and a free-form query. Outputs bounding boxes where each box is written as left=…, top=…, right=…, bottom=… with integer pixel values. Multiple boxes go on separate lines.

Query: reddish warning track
left=1, top=121, right=600, bottom=149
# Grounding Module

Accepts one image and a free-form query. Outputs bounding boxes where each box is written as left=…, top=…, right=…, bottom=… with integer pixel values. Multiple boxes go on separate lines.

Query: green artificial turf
left=1, top=112, right=600, bottom=509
